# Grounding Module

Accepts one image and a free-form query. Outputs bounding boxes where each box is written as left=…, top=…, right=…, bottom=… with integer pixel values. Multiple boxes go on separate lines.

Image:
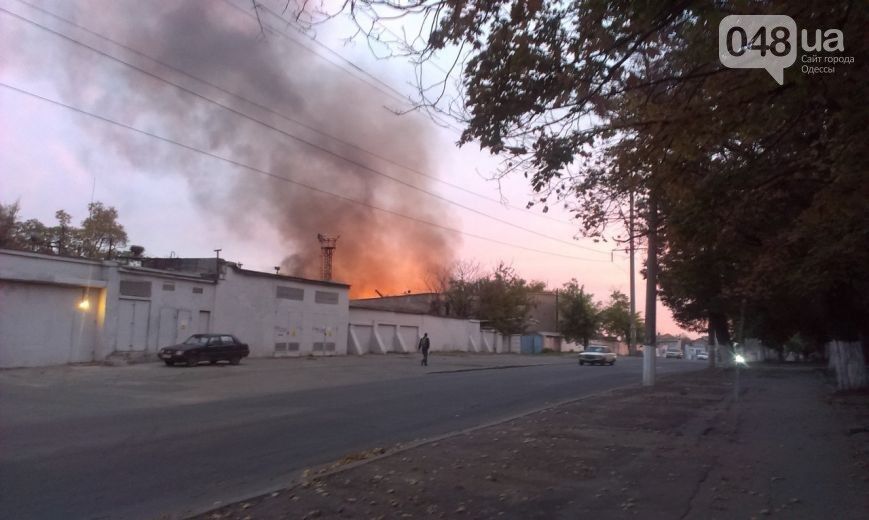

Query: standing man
left=418, top=332, right=430, bottom=366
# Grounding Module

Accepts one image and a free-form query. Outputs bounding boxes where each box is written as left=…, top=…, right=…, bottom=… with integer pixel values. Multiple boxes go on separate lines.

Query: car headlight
left=176, top=350, right=184, bottom=355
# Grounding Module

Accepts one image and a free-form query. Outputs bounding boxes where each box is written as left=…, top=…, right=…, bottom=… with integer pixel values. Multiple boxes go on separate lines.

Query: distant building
left=527, top=291, right=559, bottom=333
left=684, top=336, right=709, bottom=359
left=654, top=333, right=684, bottom=357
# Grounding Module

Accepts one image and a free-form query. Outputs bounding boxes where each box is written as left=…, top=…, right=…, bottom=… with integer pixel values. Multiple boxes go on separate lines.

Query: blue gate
left=520, top=334, right=543, bottom=354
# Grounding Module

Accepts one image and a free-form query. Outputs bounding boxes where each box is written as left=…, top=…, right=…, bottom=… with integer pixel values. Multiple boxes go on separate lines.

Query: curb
left=426, top=362, right=571, bottom=374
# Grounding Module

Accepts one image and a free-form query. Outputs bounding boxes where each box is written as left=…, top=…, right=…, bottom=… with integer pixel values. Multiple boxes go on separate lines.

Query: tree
left=16, top=218, right=52, bottom=253
left=441, top=260, right=482, bottom=318
left=558, top=280, right=599, bottom=347
left=598, top=290, right=644, bottom=350
left=0, top=201, right=132, bottom=260
left=321, top=0, right=723, bottom=370
left=325, top=1, right=869, bottom=386
left=474, top=263, right=538, bottom=335
left=52, top=210, right=74, bottom=256
left=0, top=201, right=20, bottom=249
left=78, top=202, right=128, bottom=259
left=440, top=261, right=540, bottom=334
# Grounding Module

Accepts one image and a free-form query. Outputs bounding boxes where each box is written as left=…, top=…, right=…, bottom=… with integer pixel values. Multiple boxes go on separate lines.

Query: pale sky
left=0, top=0, right=691, bottom=336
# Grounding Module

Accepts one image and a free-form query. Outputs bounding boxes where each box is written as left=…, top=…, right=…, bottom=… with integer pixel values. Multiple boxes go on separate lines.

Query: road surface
left=0, top=355, right=703, bottom=519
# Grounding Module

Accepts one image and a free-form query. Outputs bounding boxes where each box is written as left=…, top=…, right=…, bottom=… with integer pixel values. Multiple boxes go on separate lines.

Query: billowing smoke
left=4, top=0, right=456, bottom=296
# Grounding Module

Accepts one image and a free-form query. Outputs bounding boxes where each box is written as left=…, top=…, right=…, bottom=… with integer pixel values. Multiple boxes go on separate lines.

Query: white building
left=0, top=249, right=348, bottom=367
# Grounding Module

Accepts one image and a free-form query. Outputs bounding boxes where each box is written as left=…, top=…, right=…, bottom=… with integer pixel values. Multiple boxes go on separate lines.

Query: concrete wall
left=216, top=268, right=349, bottom=357
left=348, top=307, right=515, bottom=355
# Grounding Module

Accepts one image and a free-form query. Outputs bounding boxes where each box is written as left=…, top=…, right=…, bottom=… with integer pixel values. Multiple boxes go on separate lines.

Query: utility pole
left=643, top=193, right=658, bottom=386
left=628, top=188, right=637, bottom=357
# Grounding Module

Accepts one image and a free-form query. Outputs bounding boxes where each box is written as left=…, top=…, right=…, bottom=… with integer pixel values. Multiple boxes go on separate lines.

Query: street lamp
left=732, top=342, right=746, bottom=401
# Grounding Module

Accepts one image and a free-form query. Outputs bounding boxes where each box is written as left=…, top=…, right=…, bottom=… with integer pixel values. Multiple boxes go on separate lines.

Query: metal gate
left=117, top=299, right=150, bottom=351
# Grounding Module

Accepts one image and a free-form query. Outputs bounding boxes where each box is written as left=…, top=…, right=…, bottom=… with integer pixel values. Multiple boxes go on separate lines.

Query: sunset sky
left=0, top=0, right=692, bottom=335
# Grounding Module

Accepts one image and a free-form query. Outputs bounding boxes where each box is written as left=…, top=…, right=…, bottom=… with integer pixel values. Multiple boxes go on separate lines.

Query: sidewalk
left=192, top=367, right=868, bottom=519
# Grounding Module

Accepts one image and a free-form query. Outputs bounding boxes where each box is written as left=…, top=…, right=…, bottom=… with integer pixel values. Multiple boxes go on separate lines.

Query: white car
left=579, top=346, right=617, bottom=366
left=696, top=352, right=709, bottom=361
left=664, top=349, right=684, bottom=359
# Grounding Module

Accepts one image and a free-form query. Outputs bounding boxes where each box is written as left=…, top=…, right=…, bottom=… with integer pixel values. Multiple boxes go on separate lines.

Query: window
left=276, top=286, right=304, bottom=300
left=119, top=280, right=151, bottom=297
left=162, top=283, right=175, bottom=291
left=220, top=335, right=234, bottom=344
left=192, top=287, right=204, bottom=294
left=314, top=290, right=339, bottom=304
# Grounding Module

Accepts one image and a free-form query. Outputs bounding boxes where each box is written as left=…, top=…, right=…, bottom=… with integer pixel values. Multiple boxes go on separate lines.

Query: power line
left=221, top=0, right=433, bottom=121
left=13, top=0, right=577, bottom=230
left=0, top=81, right=610, bottom=263
left=237, top=0, right=465, bottom=133
left=1, top=5, right=610, bottom=256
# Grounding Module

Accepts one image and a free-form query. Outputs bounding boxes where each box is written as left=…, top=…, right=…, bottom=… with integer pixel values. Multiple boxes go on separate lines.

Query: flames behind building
left=9, top=0, right=457, bottom=297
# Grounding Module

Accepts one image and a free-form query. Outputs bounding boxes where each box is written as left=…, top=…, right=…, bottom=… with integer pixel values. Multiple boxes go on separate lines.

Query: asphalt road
left=0, top=357, right=703, bottom=519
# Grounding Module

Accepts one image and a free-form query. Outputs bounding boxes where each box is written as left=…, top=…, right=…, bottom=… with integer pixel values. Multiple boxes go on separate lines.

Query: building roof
left=231, top=265, right=350, bottom=289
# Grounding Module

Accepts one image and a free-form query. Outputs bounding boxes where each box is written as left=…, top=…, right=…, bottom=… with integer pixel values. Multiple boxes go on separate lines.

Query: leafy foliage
left=0, top=201, right=130, bottom=259
left=336, top=0, right=869, bottom=350
left=597, top=290, right=644, bottom=346
left=557, top=280, right=599, bottom=346
left=443, top=261, right=543, bottom=334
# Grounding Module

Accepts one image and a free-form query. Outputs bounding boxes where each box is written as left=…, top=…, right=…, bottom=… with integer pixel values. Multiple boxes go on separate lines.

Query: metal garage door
left=116, top=299, right=150, bottom=351
left=399, top=326, right=419, bottom=353
left=312, top=313, right=337, bottom=356
left=274, top=309, right=302, bottom=357
left=349, top=324, right=374, bottom=354
left=0, top=281, right=97, bottom=367
left=378, top=324, right=398, bottom=353
left=157, top=308, right=192, bottom=349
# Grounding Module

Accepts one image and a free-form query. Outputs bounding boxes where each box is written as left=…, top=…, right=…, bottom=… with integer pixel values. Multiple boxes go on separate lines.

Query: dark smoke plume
left=9, top=0, right=456, bottom=296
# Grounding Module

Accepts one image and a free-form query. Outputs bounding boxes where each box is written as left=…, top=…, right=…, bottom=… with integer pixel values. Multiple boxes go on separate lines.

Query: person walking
left=418, top=333, right=430, bottom=366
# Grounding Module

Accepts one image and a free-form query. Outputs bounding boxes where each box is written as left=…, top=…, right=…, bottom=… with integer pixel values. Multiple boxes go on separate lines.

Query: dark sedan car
left=159, top=334, right=250, bottom=367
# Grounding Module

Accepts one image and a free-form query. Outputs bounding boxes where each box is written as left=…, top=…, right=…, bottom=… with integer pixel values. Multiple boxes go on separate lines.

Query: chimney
left=317, top=234, right=339, bottom=281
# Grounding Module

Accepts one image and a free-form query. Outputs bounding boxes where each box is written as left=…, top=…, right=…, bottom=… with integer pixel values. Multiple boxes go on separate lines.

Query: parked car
left=696, top=352, right=709, bottom=361
left=159, top=334, right=250, bottom=367
left=579, top=346, right=617, bottom=366
left=665, top=349, right=684, bottom=359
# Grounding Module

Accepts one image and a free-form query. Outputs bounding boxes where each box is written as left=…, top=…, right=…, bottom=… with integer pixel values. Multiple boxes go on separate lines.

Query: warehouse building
left=0, top=249, right=349, bottom=367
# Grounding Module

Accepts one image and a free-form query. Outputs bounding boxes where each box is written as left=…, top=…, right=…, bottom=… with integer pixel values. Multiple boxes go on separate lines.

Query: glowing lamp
left=734, top=354, right=746, bottom=365
left=78, top=299, right=91, bottom=311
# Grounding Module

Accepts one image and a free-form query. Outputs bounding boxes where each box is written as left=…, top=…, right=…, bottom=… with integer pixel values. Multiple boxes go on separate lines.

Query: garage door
left=377, top=324, right=398, bottom=353
left=0, top=281, right=97, bottom=367
left=349, top=324, right=374, bottom=354
left=399, top=326, right=419, bottom=353
left=116, top=299, right=150, bottom=351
